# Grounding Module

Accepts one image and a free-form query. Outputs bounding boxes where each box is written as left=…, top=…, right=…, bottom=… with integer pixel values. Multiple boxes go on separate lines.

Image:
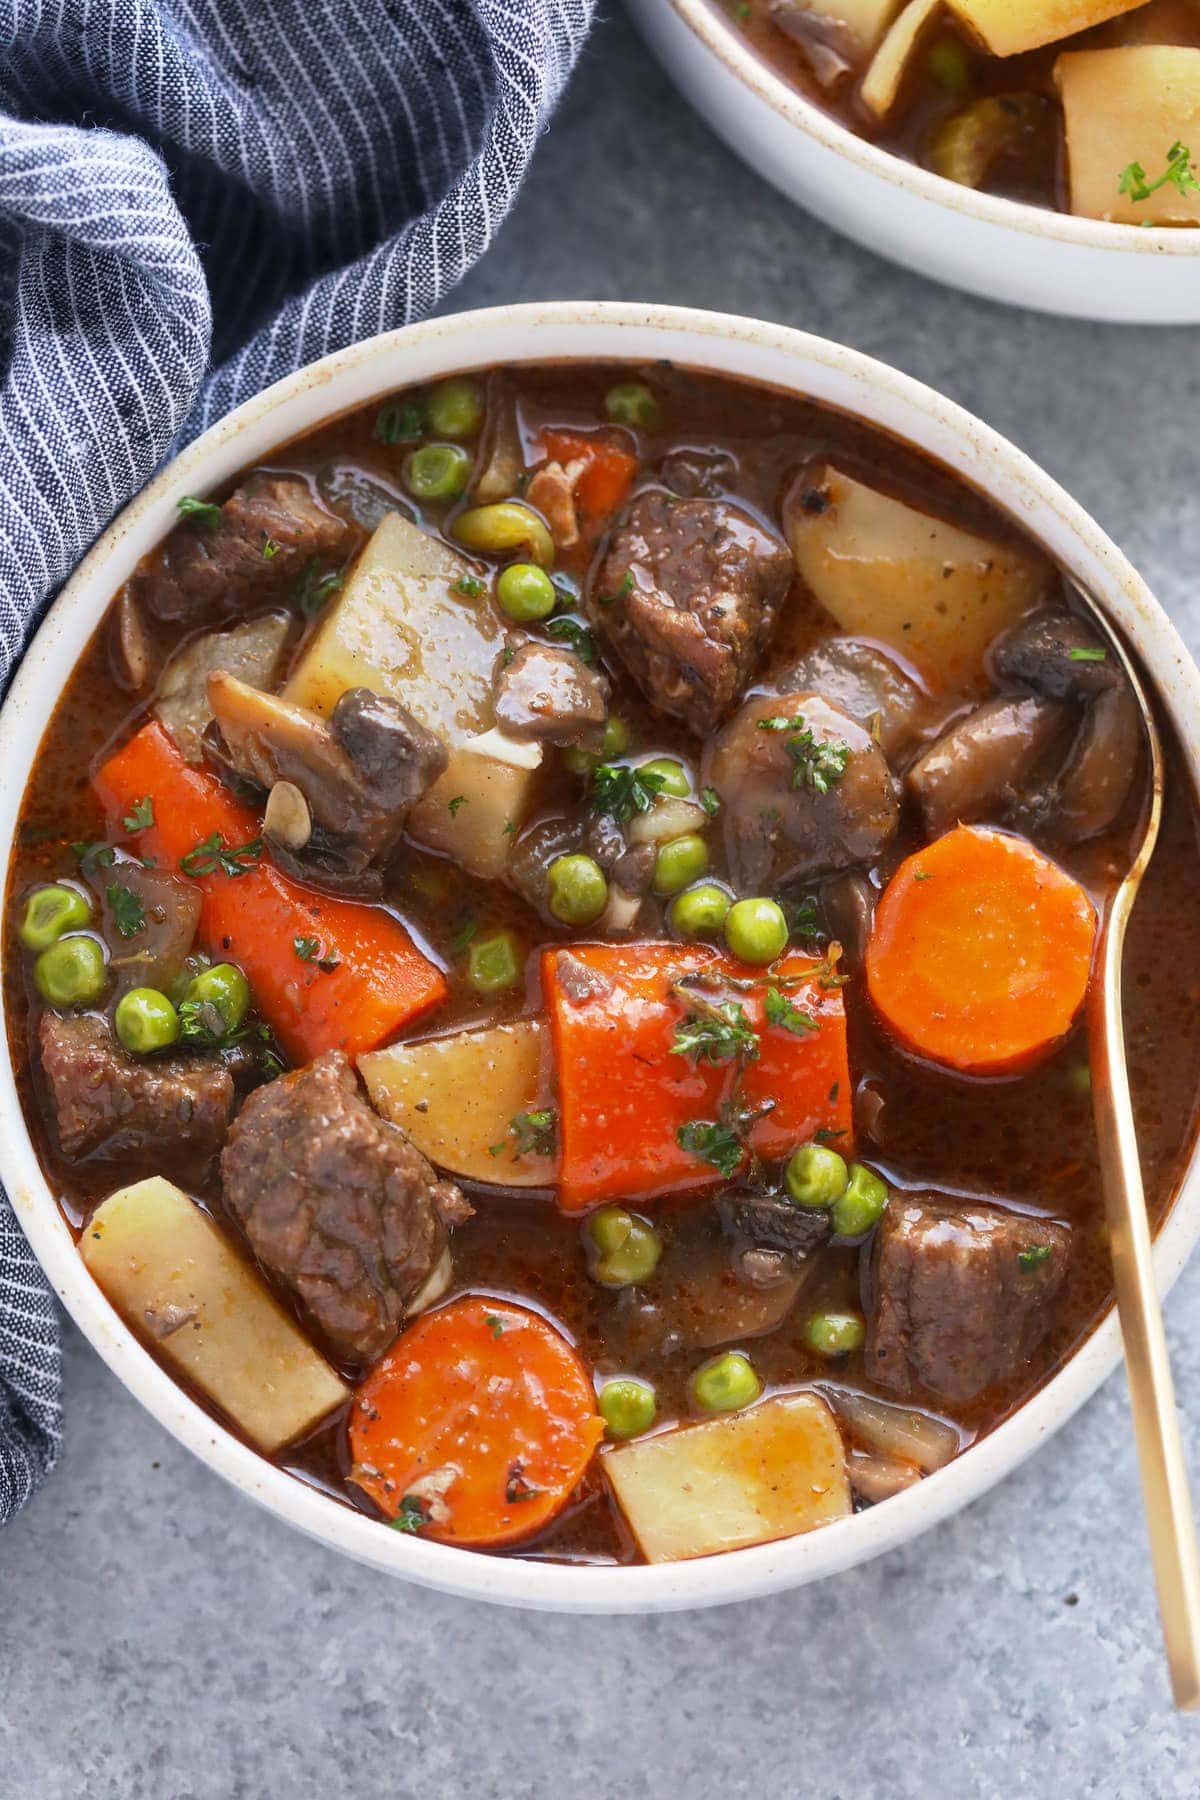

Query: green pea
left=405, top=442, right=472, bottom=502
left=653, top=833, right=709, bottom=897
left=831, top=1164, right=890, bottom=1238
left=452, top=502, right=554, bottom=568
left=927, top=36, right=971, bottom=93
left=604, top=381, right=660, bottom=430
left=724, top=897, right=788, bottom=966
left=805, top=1310, right=866, bottom=1359
left=425, top=376, right=484, bottom=440
left=785, top=1142, right=849, bottom=1209
left=547, top=854, right=608, bottom=927
left=34, top=935, right=107, bottom=1007
left=587, top=1206, right=661, bottom=1286
left=182, top=962, right=251, bottom=1034
left=114, top=987, right=181, bottom=1056
left=20, top=884, right=91, bottom=952
left=467, top=930, right=522, bottom=994
left=601, top=716, right=629, bottom=758
left=496, top=561, right=556, bottom=622
left=638, top=757, right=690, bottom=798
left=668, top=882, right=732, bottom=940
left=599, top=1377, right=657, bottom=1439
left=1066, top=1060, right=1092, bottom=1098
left=690, top=1351, right=762, bottom=1415
left=562, top=746, right=598, bottom=777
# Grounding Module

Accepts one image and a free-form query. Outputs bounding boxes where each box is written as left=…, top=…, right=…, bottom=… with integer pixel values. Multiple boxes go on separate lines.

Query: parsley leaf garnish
left=177, top=495, right=222, bottom=529
left=1068, top=646, right=1107, bottom=663
left=764, top=985, right=817, bottom=1036
left=262, top=536, right=281, bottom=560
left=72, top=839, right=116, bottom=878
left=590, top=762, right=668, bottom=821
left=671, top=998, right=759, bottom=1067
left=757, top=716, right=850, bottom=793
left=676, top=1118, right=744, bottom=1178
left=179, top=831, right=264, bottom=879
left=545, top=616, right=596, bottom=664
left=1018, top=1244, right=1053, bottom=1271
left=294, top=559, right=345, bottom=619
left=105, top=882, right=146, bottom=939
left=485, top=1314, right=506, bottom=1339
left=1118, top=141, right=1200, bottom=205
left=784, top=893, right=828, bottom=944
left=596, top=570, right=633, bottom=607
left=374, top=401, right=426, bottom=445
left=508, top=1109, right=557, bottom=1159
left=449, top=912, right=477, bottom=956
left=391, top=1493, right=432, bottom=1533
left=447, top=795, right=468, bottom=817
left=121, top=796, right=154, bottom=833
left=699, top=786, right=721, bottom=817
left=454, top=574, right=485, bottom=599
left=294, top=937, right=319, bottom=962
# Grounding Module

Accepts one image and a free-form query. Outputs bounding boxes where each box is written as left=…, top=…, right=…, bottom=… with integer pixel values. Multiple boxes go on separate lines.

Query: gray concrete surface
left=5, top=9, right=1200, bottom=1796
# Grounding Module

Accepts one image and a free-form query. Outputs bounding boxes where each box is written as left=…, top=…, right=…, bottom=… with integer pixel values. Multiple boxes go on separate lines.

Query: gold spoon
left=1075, top=586, right=1200, bottom=1708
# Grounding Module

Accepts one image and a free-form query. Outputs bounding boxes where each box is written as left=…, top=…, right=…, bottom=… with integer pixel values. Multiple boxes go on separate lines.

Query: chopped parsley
left=121, top=796, right=154, bottom=833
left=294, top=559, right=344, bottom=618
left=814, top=1126, right=846, bottom=1145
left=784, top=893, right=828, bottom=945
left=105, top=882, right=146, bottom=939
left=447, top=795, right=468, bottom=817
left=262, top=536, right=281, bottom=560
left=176, top=495, right=222, bottom=529
left=508, top=1108, right=557, bottom=1159
left=913, top=869, right=932, bottom=882
left=485, top=1314, right=506, bottom=1340
left=1118, top=141, right=1200, bottom=205
left=179, top=830, right=264, bottom=879
left=671, top=997, right=759, bottom=1067
left=374, top=400, right=425, bottom=444
left=454, top=574, right=485, bottom=599
left=596, top=570, right=633, bottom=607
left=545, top=616, right=596, bottom=664
left=590, top=761, right=668, bottom=821
left=1068, top=646, right=1107, bottom=663
left=72, top=839, right=116, bottom=877
left=699, top=786, right=721, bottom=817
left=676, top=1117, right=744, bottom=1179
left=1018, top=1244, right=1053, bottom=1272
left=449, top=912, right=478, bottom=956
left=757, top=715, right=851, bottom=793
left=764, top=985, right=817, bottom=1036
left=294, top=937, right=319, bottom=961
left=391, top=1493, right=432, bottom=1533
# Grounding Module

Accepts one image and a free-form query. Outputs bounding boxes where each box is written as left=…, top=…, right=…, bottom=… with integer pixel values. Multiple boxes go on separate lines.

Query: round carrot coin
left=865, top=824, right=1097, bottom=1077
left=349, top=1296, right=603, bottom=1547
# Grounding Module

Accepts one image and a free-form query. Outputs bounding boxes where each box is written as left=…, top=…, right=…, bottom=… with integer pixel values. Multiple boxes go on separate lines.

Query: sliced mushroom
left=783, top=636, right=932, bottom=759
left=705, top=691, right=899, bottom=892
left=110, top=589, right=153, bottom=693
left=153, top=612, right=290, bottom=763
left=822, top=870, right=875, bottom=968
left=847, top=1449, right=922, bottom=1505
left=471, top=372, right=523, bottom=504
left=906, top=694, right=1070, bottom=841
left=263, top=780, right=312, bottom=852
left=991, top=607, right=1117, bottom=700
left=507, top=815, right=582, bottom=921
left=88, top=856, right=201, bottom=995
left=719, top=1192, right=832, bottom=1260
left=1016, top=683, right=1142, bottom=844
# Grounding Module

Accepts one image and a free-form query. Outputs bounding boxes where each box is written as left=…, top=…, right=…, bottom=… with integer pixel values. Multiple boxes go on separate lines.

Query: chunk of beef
left=705, top=691, right=899, bottom=892
left=221, top=1051, right=470, bottom=1367
left=866, top=1197, right=1070, bottom=1405
left=588, top=491, right=791, bottom=733
left=493, top=641, right=609, bottom=748
left=39, top=1012, right=232, bottom=1161
left=153, top=612, right=291, bottom=763
left=138, top=475, right=353, bottom=626
left=329, top=687, right=447, bottom=811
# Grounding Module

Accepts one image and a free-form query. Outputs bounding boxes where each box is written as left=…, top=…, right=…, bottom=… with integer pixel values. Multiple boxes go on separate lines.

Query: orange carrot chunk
left=865, top=824, right=1097, bottom=1077
left=349, top=1297, right=603, bottom=1547
left=94, top=722, right=446, bottom=1063
left=540, top=430, right=637, bottom=527
left=543, top=942, right=853, bottom=1211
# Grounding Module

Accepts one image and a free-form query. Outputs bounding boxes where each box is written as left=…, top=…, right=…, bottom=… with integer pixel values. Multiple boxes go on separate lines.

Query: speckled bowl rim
left=3, top=301, right=1199, bottom=1613
left=652, top=0, right=1200, bottom=257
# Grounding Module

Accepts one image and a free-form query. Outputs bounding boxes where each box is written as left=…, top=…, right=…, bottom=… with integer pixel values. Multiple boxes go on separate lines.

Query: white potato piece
left=81, top=1178, right=348, bottom=1453
left=625, top=795, right=709, bottom=847
left=859, top=0, right=941, bottom=119
left=786, top=464, right=1050, bottom=691
left=285, top=511, right=502, bottom=746
left=603, top=1392, right=851, bottom=1563
left=945, top=0, right=1143, bottom=56
left=407, top=727, right=543, bottom=879
left=1056, top=47, right=1200, bottom=225
left=359, top=1017, right=554, bottom=1188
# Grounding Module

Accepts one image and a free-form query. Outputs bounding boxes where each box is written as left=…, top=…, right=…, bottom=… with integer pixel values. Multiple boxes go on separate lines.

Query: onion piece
left=823, top=1384, right=961, bottom=1472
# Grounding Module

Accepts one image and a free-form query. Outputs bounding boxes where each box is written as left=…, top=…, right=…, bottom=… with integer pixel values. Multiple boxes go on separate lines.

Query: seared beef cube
left=39, top=1013, right=233, bottom=1160
left=221, top=1052, right=470, bottom=1367
left=493, top=641, right=609, bottom=748
left=139, top=475, right=353, bottom=625
left=329, top=687, right=447, bottom=809
left=587, top=491, right=791, bottom=733
left=867, top=1197, right=1070, bottom=1405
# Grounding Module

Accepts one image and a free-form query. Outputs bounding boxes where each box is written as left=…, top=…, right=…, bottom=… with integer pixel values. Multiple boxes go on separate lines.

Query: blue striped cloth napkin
left=0, top=0, right=596, bottom=1525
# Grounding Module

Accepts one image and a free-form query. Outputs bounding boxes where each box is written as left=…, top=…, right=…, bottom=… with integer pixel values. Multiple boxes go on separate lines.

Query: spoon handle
left=1090, top=911, right=1200, bottom=1710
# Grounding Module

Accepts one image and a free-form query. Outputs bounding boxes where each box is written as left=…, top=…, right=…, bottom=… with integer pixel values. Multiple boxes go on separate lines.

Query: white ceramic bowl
left=628, top=0, right=1200, bottom=323
left=3, top=301, right=1199, bottom=1612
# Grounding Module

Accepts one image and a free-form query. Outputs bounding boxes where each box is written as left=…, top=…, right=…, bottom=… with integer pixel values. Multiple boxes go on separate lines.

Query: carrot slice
left=543, top=942, right=853, bottom=1211
left=349, top=1297, right=602, bottom=1547
left=865, top=824, right=1097, bottom=1077
left=540, top=429, right=637, bottom=525
left=94, top=722, right=446, bottom=1063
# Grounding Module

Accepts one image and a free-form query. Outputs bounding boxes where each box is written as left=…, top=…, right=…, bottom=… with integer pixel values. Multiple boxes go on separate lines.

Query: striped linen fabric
left=0, top=0, right=596, bottom=1525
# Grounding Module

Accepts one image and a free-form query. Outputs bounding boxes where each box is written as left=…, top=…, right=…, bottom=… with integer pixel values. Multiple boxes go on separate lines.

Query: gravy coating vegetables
left=725, top=0, right=1200, bottom=222
left=10, top=362, right=1200, bottom=1566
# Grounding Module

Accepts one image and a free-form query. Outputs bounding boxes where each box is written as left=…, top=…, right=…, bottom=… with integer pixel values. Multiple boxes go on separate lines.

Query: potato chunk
left=945, top=0, right=1143, bottom=57
left=81, top=1177, right=348, bottom=1452
left=603, top=1392, right=851, bottom=1563
left=1056, top=47, right=1200, bottom=225
left=860, top=0, right=941, bottom=119
left=359, top=1018, right=554, bottom=1188
left=786, top=464, right=1050, bottom=691
left=406, top=727, right=543, bottom=879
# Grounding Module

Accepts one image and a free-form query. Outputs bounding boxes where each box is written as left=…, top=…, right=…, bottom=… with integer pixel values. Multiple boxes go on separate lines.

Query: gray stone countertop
left=4, top=10, right=1200, bottom=1796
